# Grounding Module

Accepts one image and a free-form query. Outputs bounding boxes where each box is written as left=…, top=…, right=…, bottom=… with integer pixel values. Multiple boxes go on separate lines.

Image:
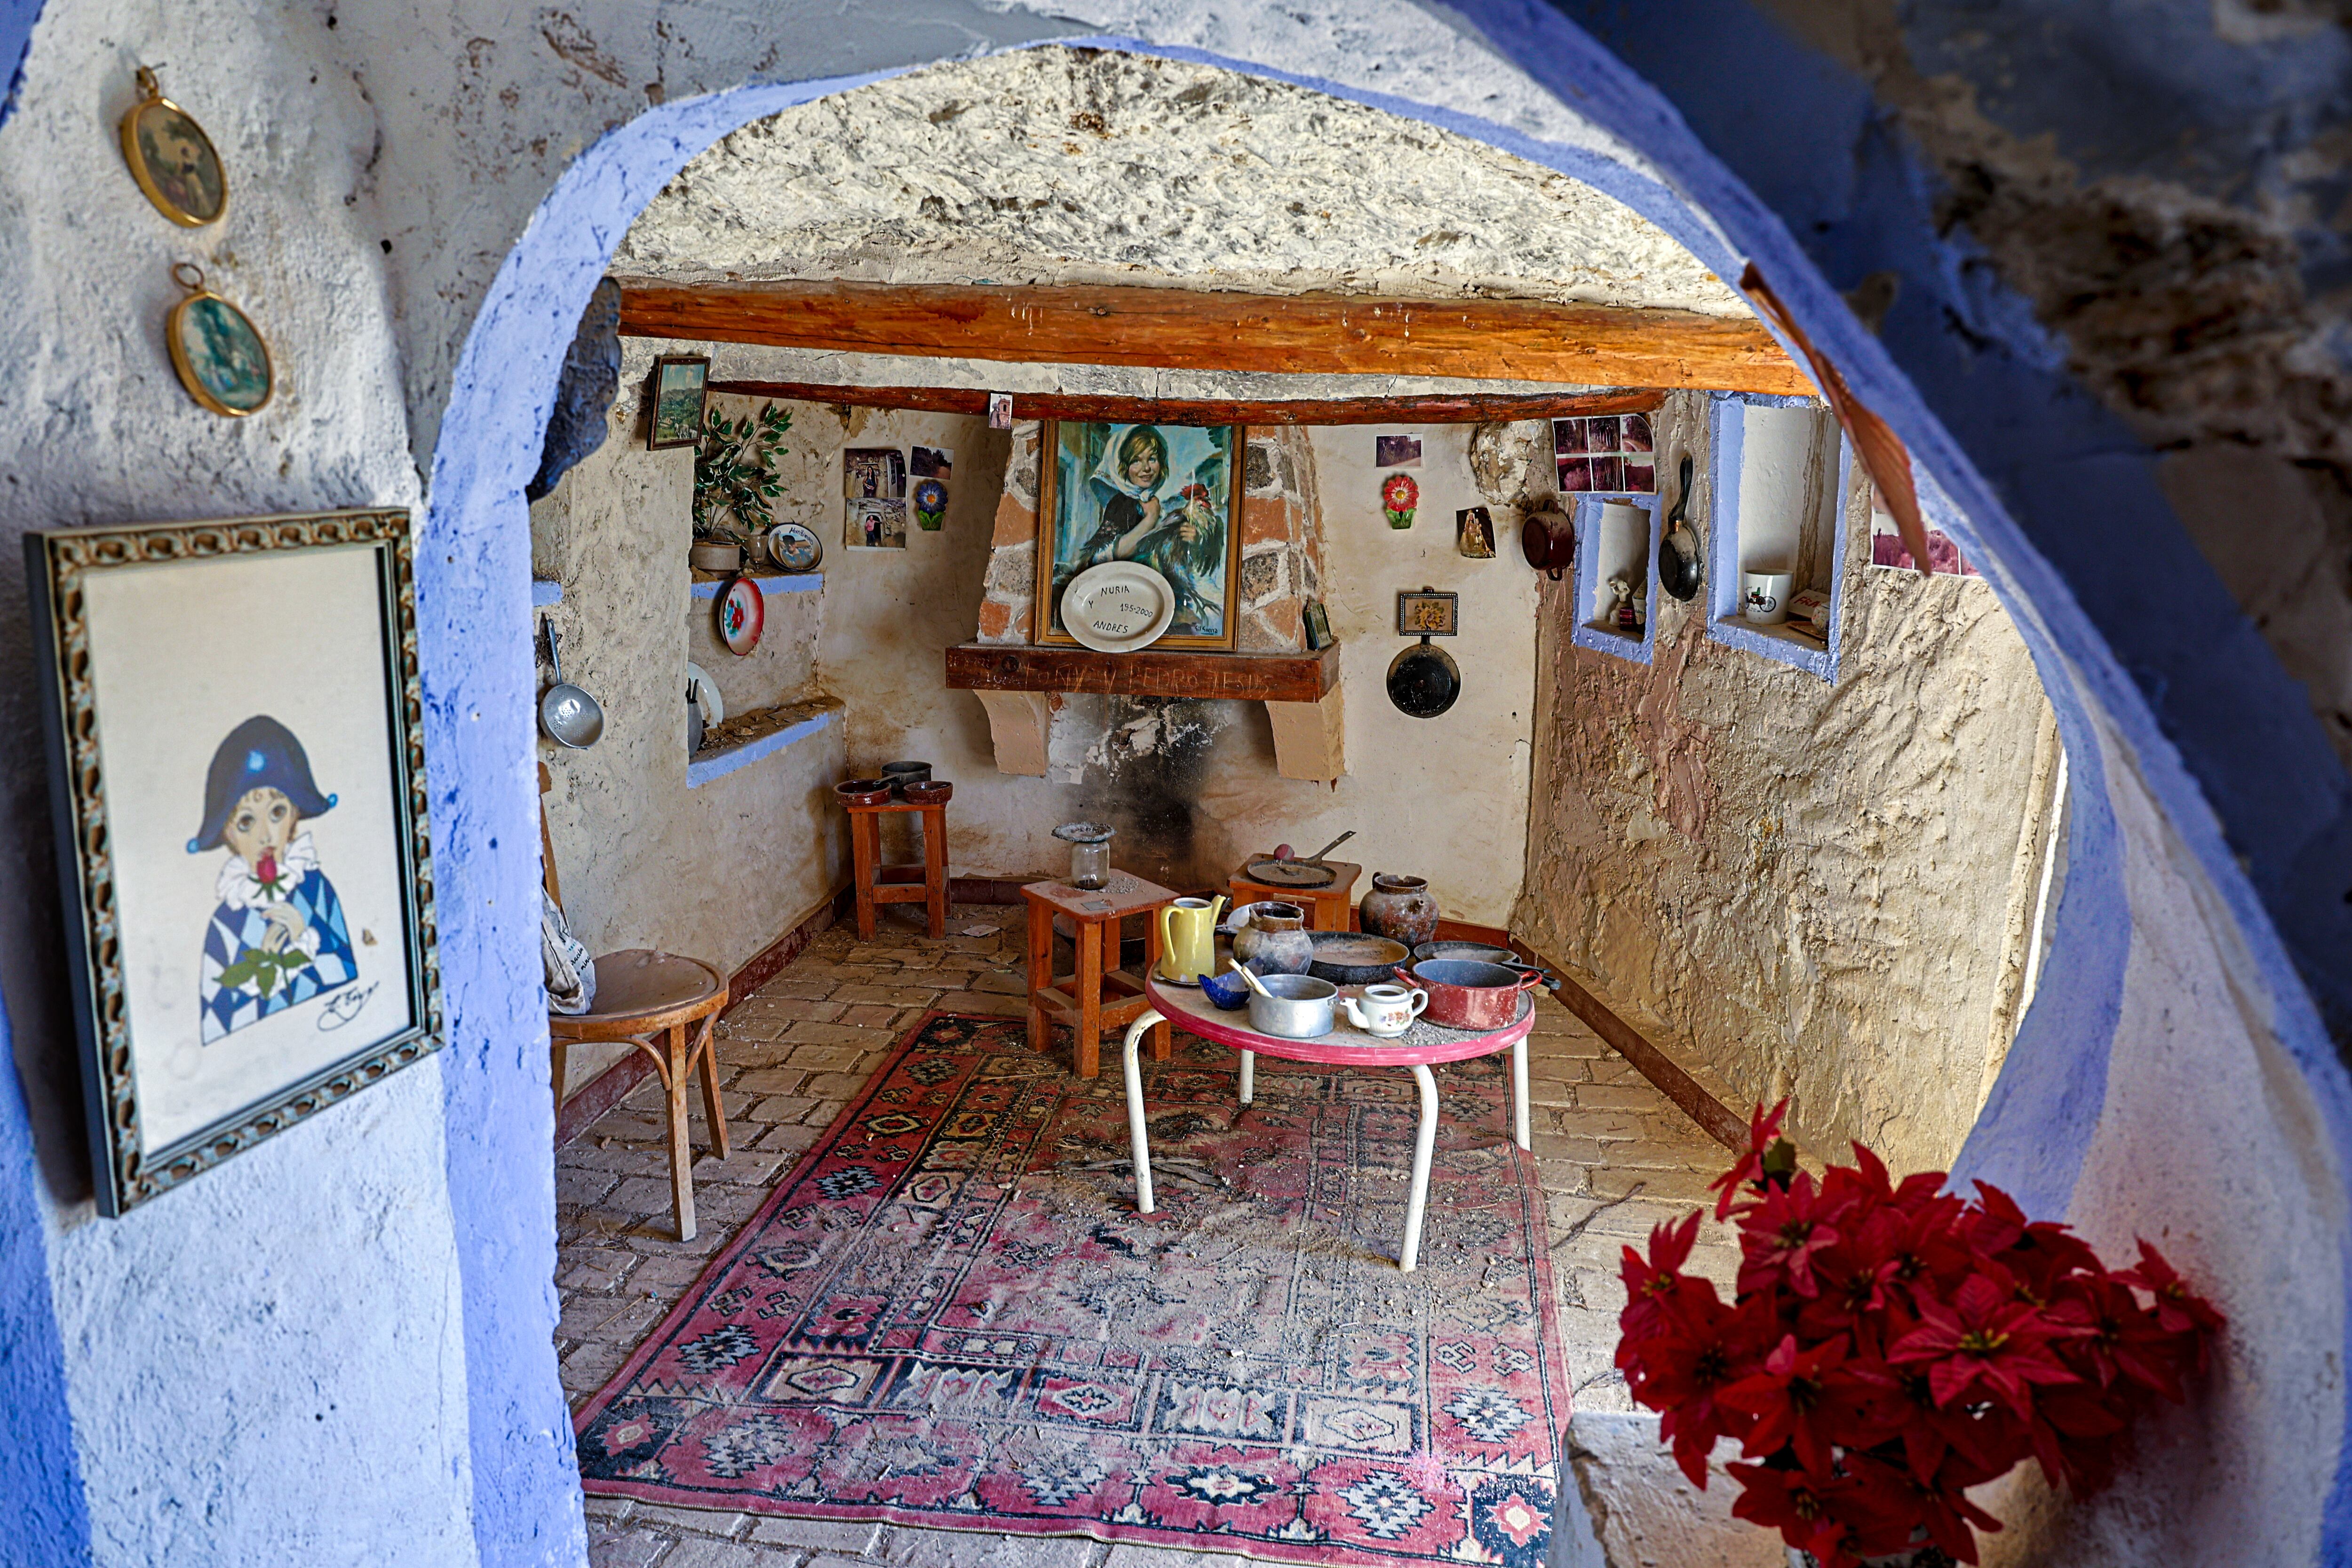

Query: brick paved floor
left=556, top=903, right=1737, bottom=1567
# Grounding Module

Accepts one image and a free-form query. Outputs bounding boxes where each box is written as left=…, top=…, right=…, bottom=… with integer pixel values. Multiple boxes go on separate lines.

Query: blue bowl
left=1199, top=970, right=1252, bottom=1011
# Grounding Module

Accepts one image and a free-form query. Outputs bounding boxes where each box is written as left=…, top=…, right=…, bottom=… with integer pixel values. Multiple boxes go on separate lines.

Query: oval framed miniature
left=120, top=69, right=227, bottom=227
left=26, top=509, right=439, bottom=1215
left=167, top=271, right=274, bottom=417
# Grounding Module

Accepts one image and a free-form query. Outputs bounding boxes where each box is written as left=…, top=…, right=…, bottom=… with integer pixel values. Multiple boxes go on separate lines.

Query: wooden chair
left=541, top=764, right=731, bottom=1241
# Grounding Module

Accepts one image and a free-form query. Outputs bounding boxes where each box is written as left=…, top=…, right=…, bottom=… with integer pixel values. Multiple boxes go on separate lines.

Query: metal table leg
left=1511, top=1035, right=1530, bottom=1150
left=1399, top=1063, right=1438, bottom=1272
left=1239, top=1049, right=1255, bottom=1105
left=1121, top=1010, right=1164, bottom=1215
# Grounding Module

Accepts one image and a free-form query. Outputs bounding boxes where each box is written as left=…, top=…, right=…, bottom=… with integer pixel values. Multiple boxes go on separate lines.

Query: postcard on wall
left=848, top=497, right=908, bottom=549
left=27, top=510, right=439, bottom=1215
left=1554, top=413, right=1656, bottom=494
left=910, top=446, right=953, bottom=481
left=1374, top=433, right=1422, bottom=469
left=1034, top=420, right=1243, bottom=650
left=844, top=447, right=906, bottom=501
left=1456, top=505, right=1496, bottom=559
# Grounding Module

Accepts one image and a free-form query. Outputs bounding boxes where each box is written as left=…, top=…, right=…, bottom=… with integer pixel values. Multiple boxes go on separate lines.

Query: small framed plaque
left=1395, top=589, right=1459, bottom=638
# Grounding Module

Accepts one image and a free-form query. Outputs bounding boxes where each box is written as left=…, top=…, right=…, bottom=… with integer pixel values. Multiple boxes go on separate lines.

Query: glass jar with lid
left=1052, top=821, right=1115, bottom=891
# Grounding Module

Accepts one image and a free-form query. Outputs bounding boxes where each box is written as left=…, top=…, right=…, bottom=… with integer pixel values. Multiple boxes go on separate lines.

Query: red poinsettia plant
left=1616, top=1103, right=2223, bottom=1567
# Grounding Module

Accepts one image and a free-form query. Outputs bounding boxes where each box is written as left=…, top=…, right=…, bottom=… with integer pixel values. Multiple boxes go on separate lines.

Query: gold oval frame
left=166, top=283, right=275, bottom=418
left=119, top=71, right=227, bottom=228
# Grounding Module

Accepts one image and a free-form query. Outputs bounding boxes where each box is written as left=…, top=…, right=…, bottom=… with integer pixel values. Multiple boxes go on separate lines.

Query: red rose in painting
left=1614, top=1100, right=2224, bottom=1568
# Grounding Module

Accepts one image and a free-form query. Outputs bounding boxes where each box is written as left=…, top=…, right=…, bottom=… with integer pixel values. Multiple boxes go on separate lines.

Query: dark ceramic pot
left=1360, top=873, right=1440, bottom=947
left=1232, top=902, right=1313, bottom=976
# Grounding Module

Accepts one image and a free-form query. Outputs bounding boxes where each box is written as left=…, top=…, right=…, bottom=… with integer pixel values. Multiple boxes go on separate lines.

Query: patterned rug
left=574, top=1013, right=1569, bottom=1567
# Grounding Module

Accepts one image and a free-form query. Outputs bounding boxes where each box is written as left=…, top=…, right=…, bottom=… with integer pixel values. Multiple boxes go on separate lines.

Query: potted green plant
left=691, top=400, right=791, bottom=571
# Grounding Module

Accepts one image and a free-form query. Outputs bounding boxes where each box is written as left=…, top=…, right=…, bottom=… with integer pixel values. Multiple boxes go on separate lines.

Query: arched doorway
left=421, top=28, right=2351, bottom=1568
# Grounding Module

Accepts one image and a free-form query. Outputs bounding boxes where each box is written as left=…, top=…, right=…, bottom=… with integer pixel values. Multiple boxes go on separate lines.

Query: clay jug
left=1232, top=902, right=1313, bottom=976
left=1359, top=874, right=1440, bottom=947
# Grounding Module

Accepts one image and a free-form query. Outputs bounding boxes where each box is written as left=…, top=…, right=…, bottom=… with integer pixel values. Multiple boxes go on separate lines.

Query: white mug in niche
left=1740, top=569, right=1794, bottom=626
left=1341, top=982, right=1428, bottom=1037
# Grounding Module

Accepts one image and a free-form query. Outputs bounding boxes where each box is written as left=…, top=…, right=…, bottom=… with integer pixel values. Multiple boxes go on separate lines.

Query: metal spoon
left=539, top=617, right=605, bottom=748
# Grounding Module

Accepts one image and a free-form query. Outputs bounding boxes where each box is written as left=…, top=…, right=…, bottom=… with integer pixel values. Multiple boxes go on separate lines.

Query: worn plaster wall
left=531, top=350, right=845, bottom=1099
left=1515, top=391, right=2051, bottom=1172
left=695, top=392, right=1012, bottom=880
left=0, top=0, right=480, bottom=1561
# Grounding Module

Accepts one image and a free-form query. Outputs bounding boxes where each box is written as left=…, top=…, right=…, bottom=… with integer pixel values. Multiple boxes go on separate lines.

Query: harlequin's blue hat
left=187, top=715, right=336, bottom=852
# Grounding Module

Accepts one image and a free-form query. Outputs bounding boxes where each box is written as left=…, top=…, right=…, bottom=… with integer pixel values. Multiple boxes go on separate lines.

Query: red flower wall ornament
left=1616, top=1101, right=2224, bottom=1568
left=1381, top=471, right=1418, bottom=529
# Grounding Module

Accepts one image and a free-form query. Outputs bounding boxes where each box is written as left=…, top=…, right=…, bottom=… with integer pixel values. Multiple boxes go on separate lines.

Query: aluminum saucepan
left=1398, top=959, right=1542, bottom=1031
left=1247, top=973, right=1337, bottom=1039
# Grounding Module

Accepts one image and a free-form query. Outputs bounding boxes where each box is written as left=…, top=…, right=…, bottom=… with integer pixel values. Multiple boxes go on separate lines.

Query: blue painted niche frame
left=1705, top=392, right=1854, bottom=681
left=25, top=509, right=442, bottom=1216
left=1568, top=492, right=1663, bottom=664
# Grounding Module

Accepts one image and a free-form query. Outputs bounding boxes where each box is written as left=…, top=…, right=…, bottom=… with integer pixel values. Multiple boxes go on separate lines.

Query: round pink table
left=1120, top=974, right=1534, bottom=1271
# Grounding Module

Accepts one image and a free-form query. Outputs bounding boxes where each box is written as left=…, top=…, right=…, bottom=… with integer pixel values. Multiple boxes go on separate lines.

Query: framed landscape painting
left=1033, top=420, right=1243, bottom=650
left=27, top=509, right=441, bottom=1215
left=647, top=354, right=710, bottom=450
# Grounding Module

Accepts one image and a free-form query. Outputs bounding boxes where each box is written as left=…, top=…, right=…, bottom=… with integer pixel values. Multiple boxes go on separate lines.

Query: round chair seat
left=564, top=948, right=722, bottom=1029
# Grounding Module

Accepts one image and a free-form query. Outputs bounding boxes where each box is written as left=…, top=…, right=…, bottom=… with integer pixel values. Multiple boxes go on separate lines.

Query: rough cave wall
left=531, top=351, right=846, bottom=1096
left=616, top=46, right=1746, bottom=317
left=1514, top=391, right=2052, bottom=1171
left=1740, top=0, right=2352, bottom=776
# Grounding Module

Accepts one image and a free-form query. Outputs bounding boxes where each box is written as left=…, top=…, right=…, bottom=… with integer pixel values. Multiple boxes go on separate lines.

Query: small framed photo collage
left=1553, top=413, right=1655, bottom=495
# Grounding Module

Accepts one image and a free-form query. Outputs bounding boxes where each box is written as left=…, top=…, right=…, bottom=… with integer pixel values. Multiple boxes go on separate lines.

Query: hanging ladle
left=538, top=616, right=605, bottom=748
left=1659, top=453, right=1702, bottom=603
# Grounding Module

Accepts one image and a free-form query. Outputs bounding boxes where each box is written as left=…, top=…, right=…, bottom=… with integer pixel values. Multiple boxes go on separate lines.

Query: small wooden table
left=1021, top=873, right=1177, bottom=1078
left=1120, top=974, right=1532, bottom=1271
left=548, top=949, right=730, bottom=1242
left=843, top=796, right=949, bottom=940
left=1229, top=858, right=1364, bottom=932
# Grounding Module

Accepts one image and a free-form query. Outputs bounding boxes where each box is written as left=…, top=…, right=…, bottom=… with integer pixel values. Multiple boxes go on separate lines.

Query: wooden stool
left=1021, top=873, right=1177, bottom=1077
left=1229, top=858, right=1364, bottom=932
left=843, top=797, right=949, bottom=940
left=548, top=950, right=730, bottom=1241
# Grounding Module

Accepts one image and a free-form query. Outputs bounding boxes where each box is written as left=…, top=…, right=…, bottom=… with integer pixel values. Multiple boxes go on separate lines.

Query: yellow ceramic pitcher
left=1157, top=895, right=1227, bottom=984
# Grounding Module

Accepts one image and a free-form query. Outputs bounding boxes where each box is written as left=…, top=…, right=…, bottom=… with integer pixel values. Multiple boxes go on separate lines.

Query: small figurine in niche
left=190, top=716, right=358, bottom=1043
left=1607, top=575, right=1645, bottom=634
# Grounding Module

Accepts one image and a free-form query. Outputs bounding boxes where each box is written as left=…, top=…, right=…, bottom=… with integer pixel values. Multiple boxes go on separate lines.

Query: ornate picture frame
left=1034, top=419, right=1244, bottom=651
left=27, top=509, right=441, bottom=1215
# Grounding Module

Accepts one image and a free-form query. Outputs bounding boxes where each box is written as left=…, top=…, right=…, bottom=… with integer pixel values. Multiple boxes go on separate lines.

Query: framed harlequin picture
left=27, top=509, right=441, bottom=1215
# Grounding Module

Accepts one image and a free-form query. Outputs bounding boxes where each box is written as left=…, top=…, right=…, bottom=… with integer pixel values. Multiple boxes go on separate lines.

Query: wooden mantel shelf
left=947, top=642, right=1347, bottom=781
left=944, top=641, right=1339, bottom=705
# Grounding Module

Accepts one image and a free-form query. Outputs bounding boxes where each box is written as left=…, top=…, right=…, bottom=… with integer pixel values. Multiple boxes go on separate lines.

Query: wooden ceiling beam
left=621, top=279, right=1814, bottom=398
left=704, top=379, right=1668, bottom=426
